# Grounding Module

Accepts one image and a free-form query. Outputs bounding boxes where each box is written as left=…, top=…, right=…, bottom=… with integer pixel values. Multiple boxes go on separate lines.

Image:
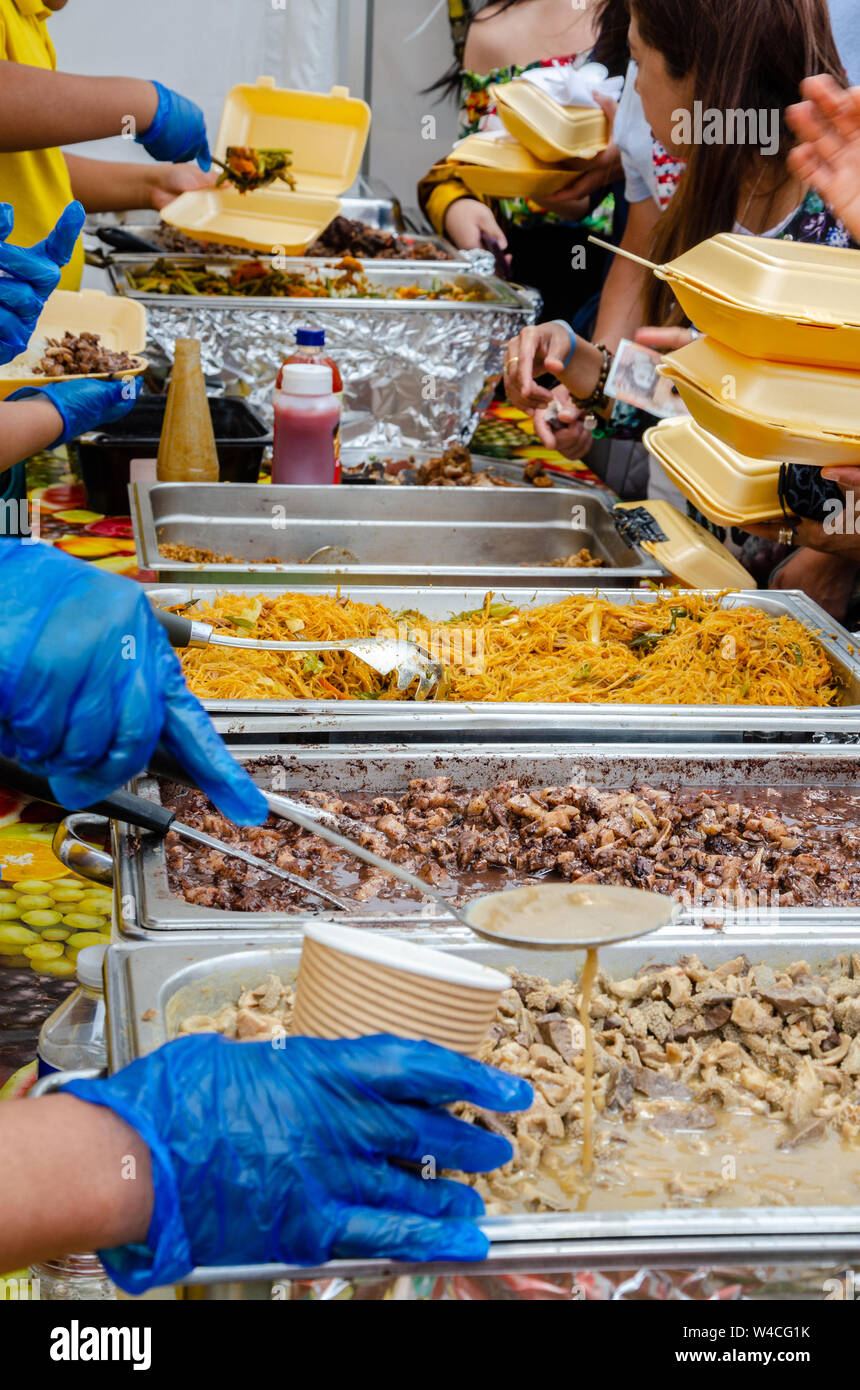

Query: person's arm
left=0, top=395, right=65, bottom=473
left=0, top=63, right=158, bottom=151
left=63, top=154, right=214, bottom=214
left=0, top=1096, right=151, bottom=1273
left=0, top=66, right=209, bottom=170
left=591, top=196, right=661, bottom=351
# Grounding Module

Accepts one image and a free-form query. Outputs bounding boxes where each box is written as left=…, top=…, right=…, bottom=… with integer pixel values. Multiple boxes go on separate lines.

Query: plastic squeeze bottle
left=280, top=327, right=343, bottom=398
left=272, top=362, right=341, bottom=485
left=156, top=338, right=219, bottom=482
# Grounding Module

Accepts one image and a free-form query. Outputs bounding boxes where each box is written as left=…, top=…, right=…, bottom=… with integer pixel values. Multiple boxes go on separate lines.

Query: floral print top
left=458, top=52, right=613, bottom=232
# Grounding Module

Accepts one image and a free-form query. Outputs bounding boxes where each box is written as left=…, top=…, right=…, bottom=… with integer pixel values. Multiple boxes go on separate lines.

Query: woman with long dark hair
left=418, top=0, right=629, bottom=323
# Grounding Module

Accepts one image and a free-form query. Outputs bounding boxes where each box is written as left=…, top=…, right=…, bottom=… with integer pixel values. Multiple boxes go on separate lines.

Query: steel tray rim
left=116, top=740, right=860, bottom=937
left=105, top=931, right=860, bottom=1275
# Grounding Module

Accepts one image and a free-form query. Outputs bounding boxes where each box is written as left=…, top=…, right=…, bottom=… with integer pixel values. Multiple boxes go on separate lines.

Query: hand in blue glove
left=0, top=202, right=85, bottom=364
left=63, top=1033, right=533, bottom=1293
left=8, top=375, right=143, bottom=447
left=137, top=81, right=211, bottom=170
left=0, top=539, right=268, bottom=822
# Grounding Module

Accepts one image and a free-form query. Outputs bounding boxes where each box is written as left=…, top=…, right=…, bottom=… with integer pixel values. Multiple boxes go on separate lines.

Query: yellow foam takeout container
left=670, top=278, right=860, bottom=372
left=644, top=417, right=783, bottom=526
left=0, top=289, right=147, bottom=400
left=159, top=187, right=341, bottom=256
left=612, top=498, right=752, bottom=587
left=659, top=336, right=860, bottom=468
left=493, top=81, right=608, bottom=163
left=667, top=234, right=860, bottom=327
left=662, top=235, right=860, bottom=370
left=448, top=134, right=574, bottom=199
left=161, top=78, right=371, bottom=254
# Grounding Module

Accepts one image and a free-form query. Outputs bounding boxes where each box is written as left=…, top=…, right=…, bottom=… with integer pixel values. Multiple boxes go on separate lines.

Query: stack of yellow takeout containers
left=645, top=235, right=860, bottom=527
left=445, top=81, right=608, bottom=200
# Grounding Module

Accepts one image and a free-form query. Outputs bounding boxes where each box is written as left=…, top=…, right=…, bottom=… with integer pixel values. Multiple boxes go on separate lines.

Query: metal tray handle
left=30, top=1067, right=106, bottom=1099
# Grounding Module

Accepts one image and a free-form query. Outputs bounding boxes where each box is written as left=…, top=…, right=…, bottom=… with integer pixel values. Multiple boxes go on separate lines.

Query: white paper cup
left=291, top=922, right=510, bottom=1056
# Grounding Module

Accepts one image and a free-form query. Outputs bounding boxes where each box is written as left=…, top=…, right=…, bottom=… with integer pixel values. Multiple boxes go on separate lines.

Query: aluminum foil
left=277, top=1264, right=854, bottom=1301
left=138, top=295, right=537, bottom=448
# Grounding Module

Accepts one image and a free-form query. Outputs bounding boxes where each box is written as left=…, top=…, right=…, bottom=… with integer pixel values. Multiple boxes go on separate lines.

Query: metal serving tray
left=130, top=478, right=661, bottom=587
left=143, top=585, right=860, bottom=736
left=105, top=930, right=860, bottom=1280
left=107, top=258, right=536, bottom=446
left=86, top=186, right=407, bottom=237
left=108, top=256, right=525, bottom=309
left=116, top=742, right=860, bottom=935
left=84, top=196, right=473, bottom=266
left=95, top=231, right=484, bottom=275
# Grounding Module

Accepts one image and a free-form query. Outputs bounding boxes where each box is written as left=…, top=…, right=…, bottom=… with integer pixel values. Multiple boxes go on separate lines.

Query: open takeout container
left=644, top=417, right=783, bottom=527
left=658, top=336, right=860, bottom=467
left=611, top=497, right=752, bottom=586
left=448, top=133, right=574, bottom=199
left=0, top=289, right=147, bottom=400
left=160, top=78, right=370, bottom=254
left=493, top=81, right=608, bottom=163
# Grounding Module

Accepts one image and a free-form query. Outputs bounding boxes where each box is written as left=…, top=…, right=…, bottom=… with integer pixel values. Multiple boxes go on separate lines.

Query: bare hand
left=444, top=198, right=508, bottom=253
left=536, top=185, right=592, bottom=220
left=787, top=77, right=860, bottom=242
left=745, top=515, right=860, bottom=559
left=760, top=545, right=860, bottom=622
left=148, top=163, right=216, bottom=211
left=822, top=465, right=860, bottom=490
left=502, top=320, right=573, bottom=411
left=634, top=326, right=695, bottom=352
left=533, top=385, right=593, bottom=457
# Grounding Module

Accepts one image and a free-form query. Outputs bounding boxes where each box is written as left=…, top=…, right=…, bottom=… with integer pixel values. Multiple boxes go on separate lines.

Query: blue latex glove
left=8, top=375, right=143, bottom=447
left=137, top=81, right=211, bottom=170
left=0, top=202, right=85, bottom=364
left=0, top=539, right=268, bottom=822
left=63, top=1034, right=533, bottom=1294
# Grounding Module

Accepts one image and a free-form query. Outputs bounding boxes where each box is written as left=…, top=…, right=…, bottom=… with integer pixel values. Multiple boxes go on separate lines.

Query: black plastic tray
left=75, top=396, right=272, bottom=515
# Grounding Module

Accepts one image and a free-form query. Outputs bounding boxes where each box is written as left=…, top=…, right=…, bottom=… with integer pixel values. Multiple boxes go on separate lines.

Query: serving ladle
left=153, top=607, right=448, bottom=701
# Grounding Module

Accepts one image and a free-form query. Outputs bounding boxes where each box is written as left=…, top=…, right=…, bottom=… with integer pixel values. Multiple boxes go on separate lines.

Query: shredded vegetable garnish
left=175, top=591, right=841, bottom=706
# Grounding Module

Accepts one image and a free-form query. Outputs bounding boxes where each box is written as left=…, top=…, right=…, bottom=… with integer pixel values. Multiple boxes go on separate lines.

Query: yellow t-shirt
left=0, top=0, right=83, bottom=289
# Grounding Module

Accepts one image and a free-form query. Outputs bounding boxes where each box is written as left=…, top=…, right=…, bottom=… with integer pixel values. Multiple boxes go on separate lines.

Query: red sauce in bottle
left=272, top=362, right=340, bottom=486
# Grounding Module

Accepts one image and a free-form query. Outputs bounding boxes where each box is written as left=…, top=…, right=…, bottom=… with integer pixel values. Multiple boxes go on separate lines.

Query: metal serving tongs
left=153, top=607, right=449, bottom=701
left=0, top=756, right=351, bottom=912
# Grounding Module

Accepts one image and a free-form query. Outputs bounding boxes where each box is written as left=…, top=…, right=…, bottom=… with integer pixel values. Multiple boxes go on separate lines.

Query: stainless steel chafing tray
left=86, top=187, right=409, bottom=239
left=107, top=258, right=537, bottom=444
left=84, top=199, right=473, bottom=268
left=114, top=742, right=860, bottom=935
left=142, top=585, right=860, bottom=736
left=130, top=479, right=662, bottom=587
left=105, top=930, right=860, bottom=1281
left=108, top=256, right=526, bottom=308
